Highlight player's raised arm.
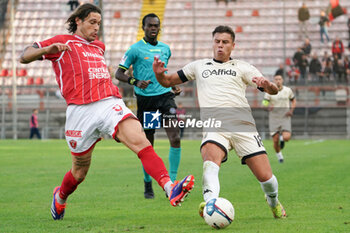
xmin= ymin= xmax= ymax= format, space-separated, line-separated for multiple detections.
xmin=19 ymin=43 xmax=71 ymax=64
xmin=153 ymin=57 xmax=183 ymax=88
xmin=252 ymin=77 xmax=278 ymax=95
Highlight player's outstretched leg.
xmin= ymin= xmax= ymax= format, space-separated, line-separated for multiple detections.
xmin=169 ymin=175 xmax=195 ymax=206
xmin=135 ymin=145 xmax=195 ymax=206
xmin=51 ymin=186 xmax=66 ymax=220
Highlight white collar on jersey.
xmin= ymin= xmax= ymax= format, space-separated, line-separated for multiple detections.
xmin=74 ymin=34 xmax=90 ymax=43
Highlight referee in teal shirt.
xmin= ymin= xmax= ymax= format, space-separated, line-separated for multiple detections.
xmin=116 ymin=13 xmax=182 ymax=199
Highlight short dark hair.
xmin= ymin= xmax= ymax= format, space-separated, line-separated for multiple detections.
xmin=212 ymin=25 xmax=235 ymax=42
xmin=142 ymin=13 xmax=160 ymax=27
xmin=66 ymin=3 xmax=101 ymax=34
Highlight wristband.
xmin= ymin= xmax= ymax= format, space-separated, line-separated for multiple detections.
xmin=257 ymin=87 xmax=265 ymax=92
xmin=128 ymin=77 xmax=139 ymax=86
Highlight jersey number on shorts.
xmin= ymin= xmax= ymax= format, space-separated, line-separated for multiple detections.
xmin=254 ymin=135 xmax=263 ymax=147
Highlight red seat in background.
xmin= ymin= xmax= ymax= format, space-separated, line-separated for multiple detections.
xmin=0 ymin=69 xmax=8 ymax=77
xmin=35 ymin=77 xmax=43 ymax=85
xmin=252 ymin=9 xmax=259 ymax=17
xmin=18 ymin=69 xmax=27 ymax=77
xmin=26 ymin=77 xmax=34 ymax=85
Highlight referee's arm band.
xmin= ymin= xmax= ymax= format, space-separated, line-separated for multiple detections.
xmin=118 ymin=65 xmax=128 ymax=70
xmin=177 ymin=70 xmax=188 ymax=83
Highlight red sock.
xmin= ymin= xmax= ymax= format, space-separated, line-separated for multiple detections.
xmin=137 ymin=146 xmax=171 ymax=188
xmin=59 ymin=170 xmax=82 ymax=200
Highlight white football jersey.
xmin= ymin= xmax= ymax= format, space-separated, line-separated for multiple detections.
xmin=179 ymin=58 xmax=263 ymax=125
xmin=264 ymin=86 xmax=294 ymax=109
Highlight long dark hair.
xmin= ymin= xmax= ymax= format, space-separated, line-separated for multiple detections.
xmin=212 ymin=25 xmax=235 ymax=42
xmin=66 ymin=3 xmax=101 ymax=34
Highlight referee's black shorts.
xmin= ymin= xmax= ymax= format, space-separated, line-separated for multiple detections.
xmin=136 ymin=92 xmax=177 ymax=134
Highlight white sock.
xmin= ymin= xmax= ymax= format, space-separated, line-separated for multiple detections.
xmin=260 ymin=175 xmax=279 ymax=208
xmin=164 ymin=181 xmax=173 ymax=197
xmin=202 ymin=160 xmax=220 ymax=202
xmin=55 ymin=192 xmax=66 ymax=205
xmin=276 ymin=151 xmax=284 ymax=160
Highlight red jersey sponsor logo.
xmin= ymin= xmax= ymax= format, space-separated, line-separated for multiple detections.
xmin=82 ymin=51 xmax=104 ymax=59
xmin=65 ymin=130 xmax=82 ymax=137
xmin=88 ymin=67 xmax=109 ymax=80
xmin=69 ymin=140 xmax=77 ymax=149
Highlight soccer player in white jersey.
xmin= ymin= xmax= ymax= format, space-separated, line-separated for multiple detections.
xmin=19 ymin=3 xmax=194 ymax=220
xmin=153 ymin=25 xmax=287 ymax=219
xmin=263 ymin=75 xmax=296 ymax=163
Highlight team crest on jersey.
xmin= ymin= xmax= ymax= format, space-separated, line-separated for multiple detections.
xmin=76 ymin=43 xmax=82 ymax=47
xmin=69 ymin=140 xmax=77 ymax=149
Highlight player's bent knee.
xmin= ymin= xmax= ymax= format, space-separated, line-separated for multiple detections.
xmin=201 ymin=143 xmax=225 ymax=165
xmin=117 ymin=118 xmax=146 ymax=142
xmin=132 ymin=134 xmax=150 ymax=147
xmin=282 ymin=131 xmax=291 ymax=141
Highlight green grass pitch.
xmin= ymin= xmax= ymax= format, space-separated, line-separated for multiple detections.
xmin=0 ymin=139 xmax=349 ymax=233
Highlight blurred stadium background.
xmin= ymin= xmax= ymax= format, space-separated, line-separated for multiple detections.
xmin=0 ymin=0 xmax=349 ymax=140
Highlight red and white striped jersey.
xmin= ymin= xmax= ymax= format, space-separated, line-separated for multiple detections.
xmin=35 ymin=34 xmax=121 ymax=105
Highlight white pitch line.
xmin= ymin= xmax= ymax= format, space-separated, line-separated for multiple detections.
xmin=303 ymin=139 xmax=325 ymax=145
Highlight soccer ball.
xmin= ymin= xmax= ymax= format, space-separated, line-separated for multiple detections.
xmin=203 ymin=197 xmax=235 ymax=229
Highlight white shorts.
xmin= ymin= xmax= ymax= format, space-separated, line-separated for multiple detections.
xmin=65 ymin=97 xmax=136 ymax=155
xmin=201 ymin=124 xmax=266 ymax=164
xmin=269 ymin=115 xmax=292 ymax=136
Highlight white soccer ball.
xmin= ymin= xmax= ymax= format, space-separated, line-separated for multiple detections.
xmin=203 ymin=197 xmax=235 ymax=229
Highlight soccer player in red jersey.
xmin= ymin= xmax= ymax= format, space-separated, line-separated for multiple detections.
xmin=19 ymin=3 xmax=194 ymax=220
